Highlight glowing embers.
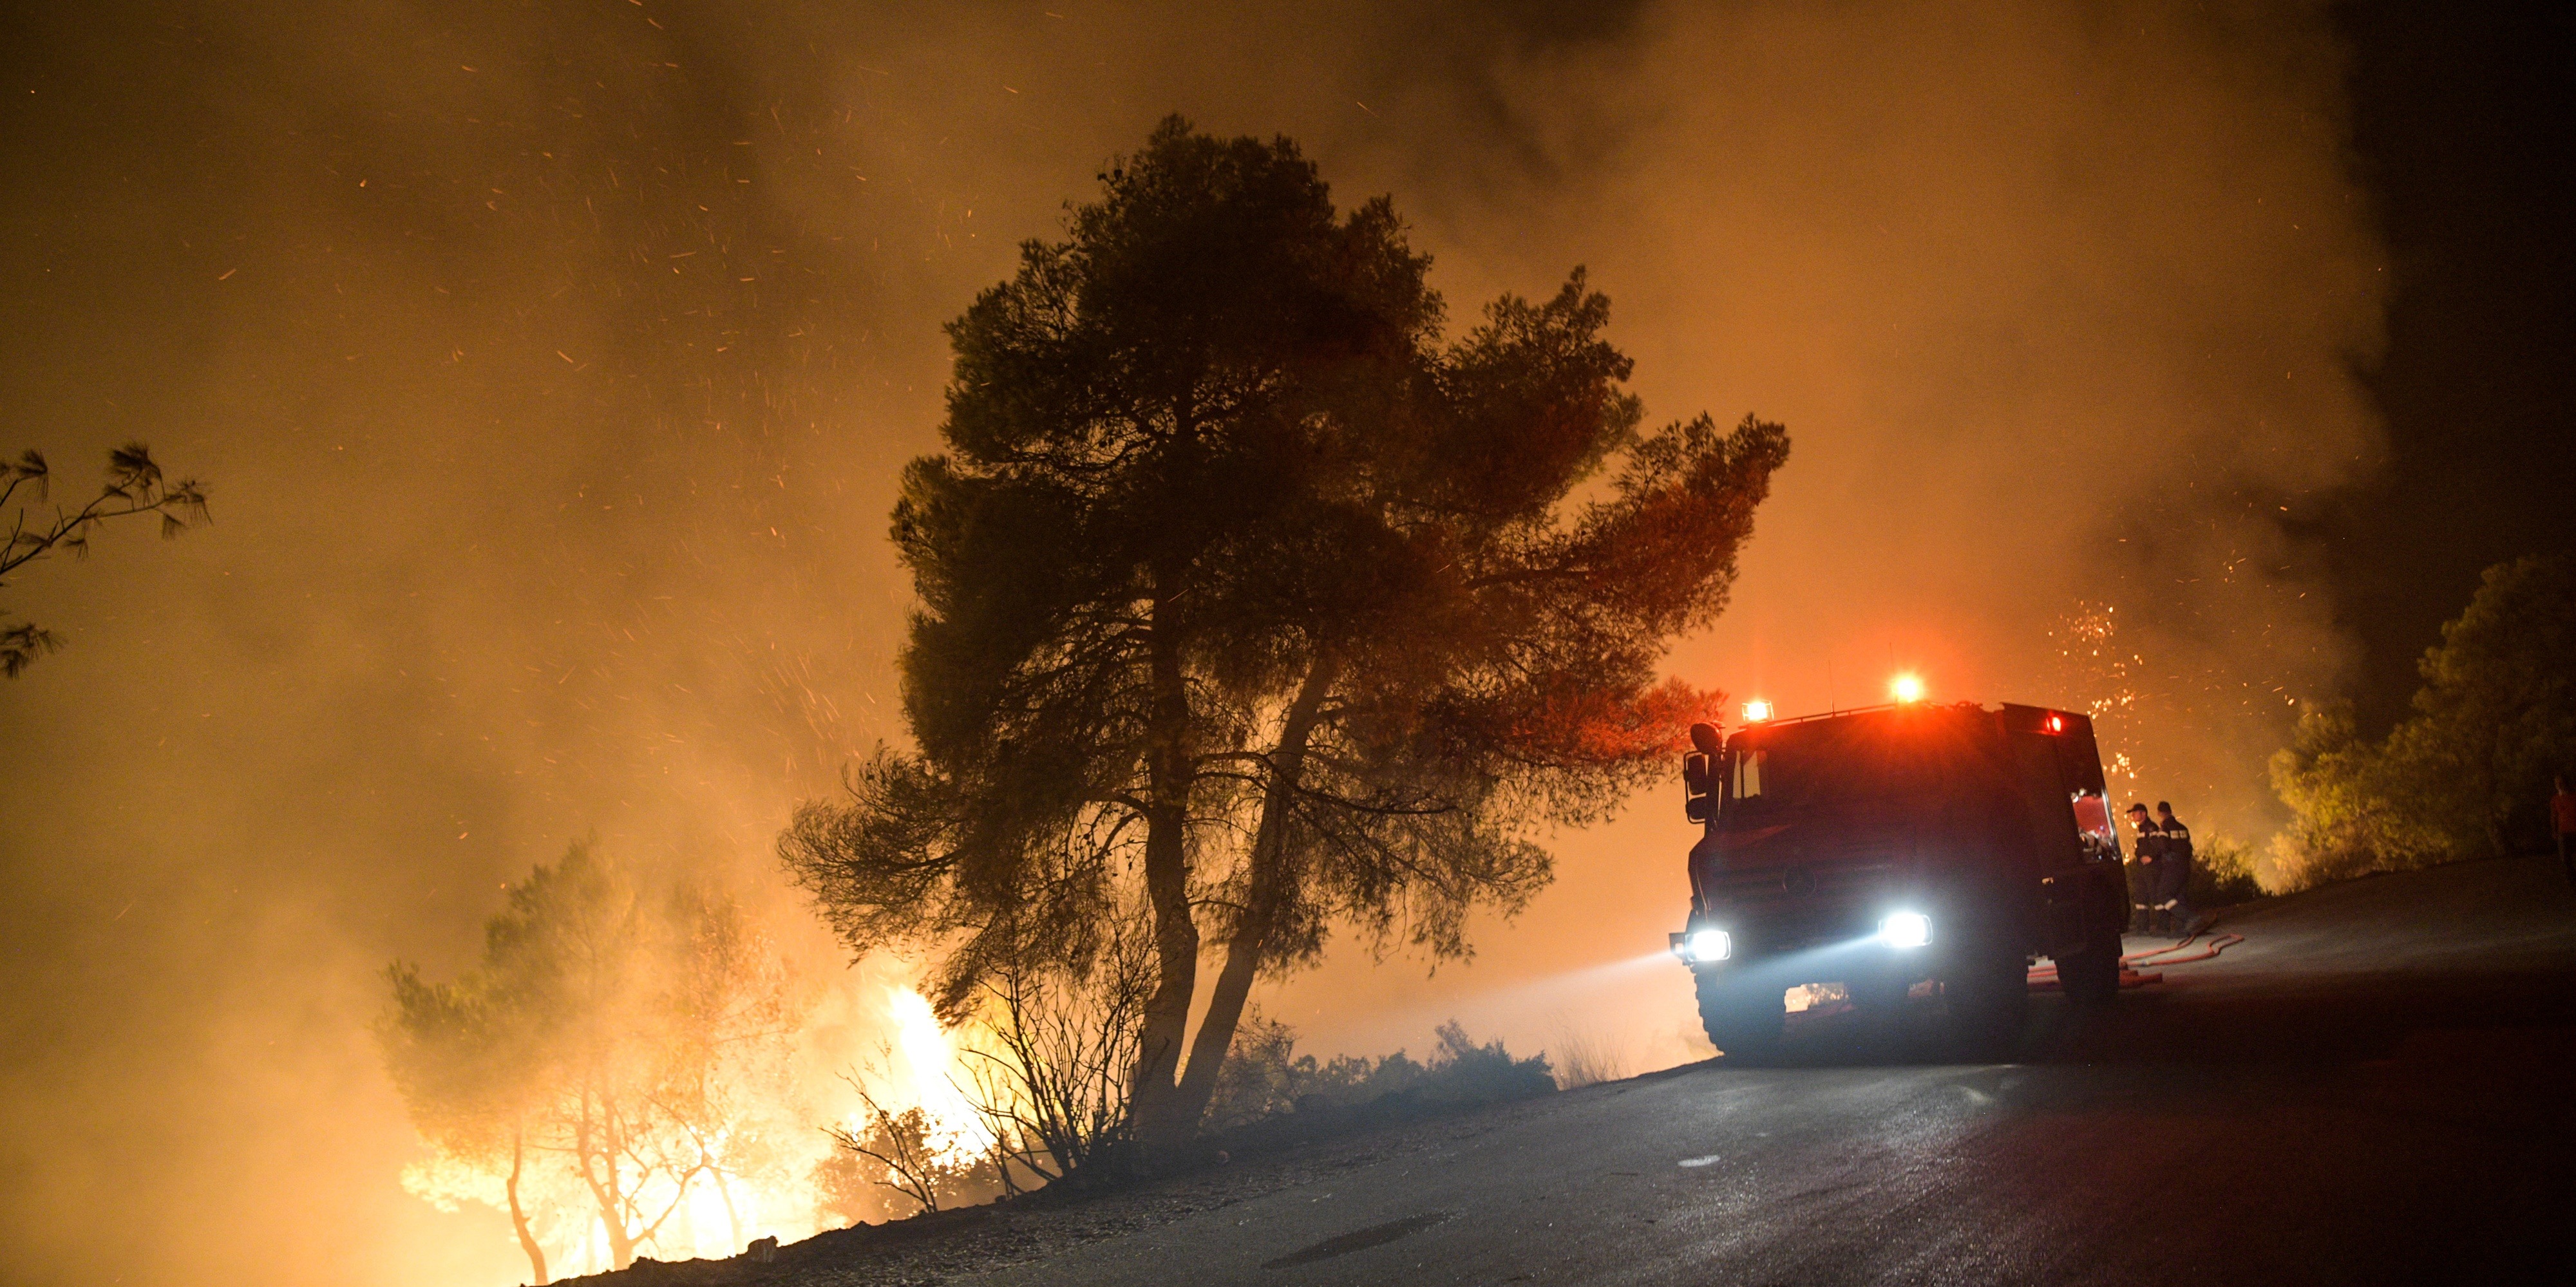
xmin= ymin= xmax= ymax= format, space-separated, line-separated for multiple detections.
xmin=1889 ymin=673 xmax=1926 ymax=704
xmin=1742 ymin=698 xmax=1774 ymax=723
xmin=1878 ymin=910 xmax=1933 ymax=950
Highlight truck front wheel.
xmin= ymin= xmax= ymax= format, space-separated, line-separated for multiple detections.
xmin=2054 ymin=925 xmax=2123 ymax=1008
xmin=1943 ymin=941 xmax=2031 ymax=1057
xmin=1696 ymin=971 xmax=1784 ymax=1060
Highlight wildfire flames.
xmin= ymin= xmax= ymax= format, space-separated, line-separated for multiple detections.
xmin=399 ymin=981 xmax=986 ymax=1277
xmin=880 ymin=987 xmax=999 ymax=1160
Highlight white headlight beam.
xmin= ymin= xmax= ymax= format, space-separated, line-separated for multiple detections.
xmin=1687 ymin=928 xmax=1732 ymax=962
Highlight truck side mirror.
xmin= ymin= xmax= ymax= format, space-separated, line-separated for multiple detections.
xmin=1683 ymin=750 xmax=1714 ymax=823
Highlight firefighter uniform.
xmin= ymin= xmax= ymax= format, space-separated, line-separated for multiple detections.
xmin=2126 ymin=807 xmax=2163 ymax=935
xmin=2152 ymin=807 xmax=2196 ymax=936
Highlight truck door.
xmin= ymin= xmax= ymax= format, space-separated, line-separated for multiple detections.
xmin=2045 ymin=713 xmax=2126 ymax=937
xmin=2005 ymin=739 xmax=2085 ymax=870
xmin=2000 ymin=706 xmax=2092 ymax=954
xmin=2045 ymin=715 xmax=2119 ymax=862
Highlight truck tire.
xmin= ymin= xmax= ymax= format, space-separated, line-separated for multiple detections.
xmin=1696 ymin=972 xmax=1783 ymax=1059
xmin=2055 ymin=925 xmax=2123 ymax=1008
xmin=1943 ymin=942 xmax=2030 ymax=1057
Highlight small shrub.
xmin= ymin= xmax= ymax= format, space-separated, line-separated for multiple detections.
xmin=821 ymin=1082 xmax=1001 ymax=1217
xmin=1548 ymin=1028 xmax=1628 ymax=1090
xmin=1399 ymin=1022 xmax=1560 ymax=1109
xmin=1203 ymin=1012 xmax=1305 ymax=1131
xmin=1203 ymin=1011 xmax=1553 ymax=1131
xmin=2188 ymin=835 xmax=2265 ymax=907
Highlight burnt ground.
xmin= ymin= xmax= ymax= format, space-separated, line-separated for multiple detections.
xmin=576 ymin=852 xmax=2576 ymax=1286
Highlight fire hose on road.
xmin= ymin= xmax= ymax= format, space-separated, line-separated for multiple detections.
xmin=2027 ymin=930 xmax=2246 ymax=991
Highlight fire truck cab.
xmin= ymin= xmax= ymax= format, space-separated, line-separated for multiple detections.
xmin=1669 ymin=700 xmax=2128 ymax=1055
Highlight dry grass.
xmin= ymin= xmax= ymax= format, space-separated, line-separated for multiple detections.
xmin=1549 ymin=1027 xmax=1629 ymax=1090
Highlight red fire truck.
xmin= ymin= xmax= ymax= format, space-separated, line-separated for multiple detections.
xmin=1669 ymin=699 xmax=2129 ymax=1056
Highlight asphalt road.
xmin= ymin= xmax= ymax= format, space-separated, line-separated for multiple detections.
xmin=963 ymin=854 xmax=2576 ymax=1286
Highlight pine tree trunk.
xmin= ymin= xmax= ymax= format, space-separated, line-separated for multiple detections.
xmin=1170 ymin=652 xmax=1340 ymax=1131
xmin=507 ymin=1124 xmax=551 ymax=1285
xmin=1128 ymin=582 xmax=1202 ymax=1151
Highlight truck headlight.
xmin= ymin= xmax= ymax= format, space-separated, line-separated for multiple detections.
xmin=1686 ymin=929 xmax=1732 ymax=962
xmin=1879 ymin=911 xmax=1933 ymax=950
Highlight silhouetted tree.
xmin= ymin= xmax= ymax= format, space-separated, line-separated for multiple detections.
xmin=2 ymin=444 xmax=207 ymax=677
xmin=652 ymin=885 xmax=801 ymax=1251
xmin=383 ymin=843 xmax=799 ymax=1276
xmin=381 ymin=939 xmax=560 ymax=1283
xmin=781 ymin=117 xmax=1786 ymax=1159
xmin=2268 ymin=702 xmax=2447 ymax=885
xmin=2408 ymin=555 xmax=2576 ymax=849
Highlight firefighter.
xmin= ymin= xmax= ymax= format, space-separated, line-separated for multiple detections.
xmin=2153 ymin=800 xmax=2205 ymax=937
xmin=2125 ymin=802 xmax=2161 ymax=935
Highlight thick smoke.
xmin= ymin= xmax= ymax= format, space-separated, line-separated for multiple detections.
xmin=0 ymin=3 xmax=2378 ymax=1284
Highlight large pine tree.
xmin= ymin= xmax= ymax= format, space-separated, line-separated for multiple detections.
xmin=782 ymin=117 xmax=1789 ymax=1156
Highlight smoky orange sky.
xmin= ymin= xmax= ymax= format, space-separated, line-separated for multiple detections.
xmin=0 ymin=3 xmax=2381 ymax=1284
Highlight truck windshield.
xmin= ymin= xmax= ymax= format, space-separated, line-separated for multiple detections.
xmin=1727 ymin=719 xmax=1958 ymax=812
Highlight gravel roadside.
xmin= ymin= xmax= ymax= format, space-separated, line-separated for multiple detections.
xmin=552 ymin=1091 xmax=1575 ymax=1287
